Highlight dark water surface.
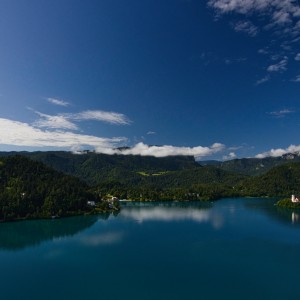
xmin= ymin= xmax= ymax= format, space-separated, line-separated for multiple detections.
xmin=0 ymin=198 xmax=300 ymax=300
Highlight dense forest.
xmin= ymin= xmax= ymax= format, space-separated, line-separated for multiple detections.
xmin=1 ymin=151 xmax=300 ymax=220
xmin=236 ymin=163 xmax=300 ymax=197
xmin=198 ymin=153 xmax=300 ymax=176
xmin=94 ymin=163 xmax=300 ymax=201
xmin=0 ymin=156 xmax=111 ymax=221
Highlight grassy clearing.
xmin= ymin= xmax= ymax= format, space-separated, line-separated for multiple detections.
xmin=136 ymin=171 xmax=169 ymax=177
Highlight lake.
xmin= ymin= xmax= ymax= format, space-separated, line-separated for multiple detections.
xmin=0 ymin=198 xmax=300 ymax=300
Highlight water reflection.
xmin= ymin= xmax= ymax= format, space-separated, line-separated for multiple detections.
xmin=243 ymin=198 xmax=300 ymax=226
xmin=79 ymin=231 xmax=124 ymax=246
xmin=274 ymin=207 xmax=300 ymax=226
xmin=0 ymin=215 xmax=98 ymax=251
xmin=120 ymin=202 xmax=223 ymax=229
xmin=292 ymin=211 xmax=300 ymax=224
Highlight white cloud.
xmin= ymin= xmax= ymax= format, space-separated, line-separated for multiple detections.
xmin=47 ymin=98 xmax=70 ymax=107
xmin=267 ymin=57 xmax=288 ymax=72
xmin=0 ymin=118 xmax=225 ymax=158
xmin=267 ymin=108 xmax=294 ymax=117
xmin=295 ymin=53 xmax=300 ymax=60
xmin=292 ymin=75 xmax=300 ymax=82
xmin=0 ymin=118 xmax=125 ymax=150
xmin=258 ymin=48 xmax=269 ymax=55
xmin=33 ymin=111 xmax=78 ymax=130
xmin=208 ymin=0 xmax=300 ymax=23
xmin=233 ymin=20 xmax=259 ymax=36
xmin=67 ymin=110 xmax=131 ymax=125
xmin=256 ymin=144 xmax=300 ymax=158
xmin=223 ymin=152 xmax=237 ymax=160
xmin=32 ymin=109 xmax=131 ymax=130
xmin=272 ymin=9 xmax=292 ymax=25
xmin=113 ymin=142 xmax=225 ymax=158
xmin=208 ymin=0 xmax=300 ymax=54
xmin=147 ymin=131 xmax=156 ymax=135
xmin=207 ymin=0 xmax=300 ymax=82
xmin=208 ymin=0 xmax=267 ymax=14
xmin=255 ymin=75 xmax=270 ymax=85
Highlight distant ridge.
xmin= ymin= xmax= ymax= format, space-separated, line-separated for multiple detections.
xmin=198 ymin=152 xmax=300 ymax=176
xmin=0 ymin=151 xmax=198 ymax=185
xmin=2 ymin=151 xmax=300 ymax=178
xmin=1 ymin=151 xmax=300 ymax=201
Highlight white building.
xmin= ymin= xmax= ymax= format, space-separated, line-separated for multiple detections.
xmin=291 ymin=195 xmax=300 ymax=203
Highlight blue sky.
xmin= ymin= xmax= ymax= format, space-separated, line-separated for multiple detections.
xmin=1 ymin=0 xmax=300 ymax=160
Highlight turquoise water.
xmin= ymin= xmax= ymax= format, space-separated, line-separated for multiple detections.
xmin=0 ymin=198 xmax=300 ymax=299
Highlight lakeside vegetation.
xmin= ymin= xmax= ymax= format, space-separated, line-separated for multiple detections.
xmin=0 ymin=156 xmax=118 ymax=222
xmin=1 ymin=151 xmax=300 ymax=221
xmin=276 ymin=198 xmax=300 ymax=209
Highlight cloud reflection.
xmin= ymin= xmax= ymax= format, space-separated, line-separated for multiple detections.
xmin=292 ymin=212 xmax=300 ymax=224
xmin=80 ymin=232 xmax=124 ymax=246
xmin=121 ymin=205 xmax=224 ymax=229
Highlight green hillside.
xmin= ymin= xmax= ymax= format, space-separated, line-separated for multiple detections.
xmin=0 ymin=151 xmax=246 ymax=201
xmin=0 ymin=156 xmax=99 ymax=221
xmin=1 ymin=151 xmax=300 ymax=204
xmin=94 ymin=165 xmax=246 ymax=201
xmin=198 ymin=153 xmax=300 ymax=176
xmin=2 ymin=151 xmax=198 ymax=185
xmin=237 ymin=162 xmax=300 ymax=197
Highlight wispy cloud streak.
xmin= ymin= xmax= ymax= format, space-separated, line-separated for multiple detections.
xmin=208 ymin=0 xmax=300 ymax=78
xmin=68 ymin=110 xmax=131 ymax=125
xmin=32 ymin=109 xmax=131 ymax=130
xmin=292 ymin=75 xmax=300 ymax=82
xmin=33 ymin=111 xmax=78 ymax=130
xmin=233 ymin=20 xmax=259 ymax=36
xmin=47 ymin=98 xmax=70 ymax=107
xmin=267 ymin=108 xmax=294 ymax=117
xmin=267 ymin=57 xmax=288 ymax=72
xmin=255 ymin=75 xmax=270 ymax=85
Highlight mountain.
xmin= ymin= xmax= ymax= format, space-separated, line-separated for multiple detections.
xmin=237 ymin=162 xmax=300 ymax=197
xmin=198 ymin=153 xmax=300 ymax=176
xmin=1 ymin=151 xmax=300 ymax=202
xmin=0 ymin=151 xmax=200 ymax=185
xmin=197 ymin=160 xmax=220 ymax=166
xmin=93 ymin=165 xmax=245 ymax=201
xmin=0 ymin=151 xmax=245 ymax=201
xmin=0 ymin=155 xmax=98 ymax=221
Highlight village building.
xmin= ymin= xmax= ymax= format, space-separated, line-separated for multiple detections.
xmin=291 ymin=195 xmax=300 ymax=203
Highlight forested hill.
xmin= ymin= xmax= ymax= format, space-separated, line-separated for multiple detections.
xmin=0 ymin=151 xmax=199 ymax=185
xmin=198 ymin=153 xmax=300 ymax=176
xmin=1 ymin=151 xmax=300 ymax=203
xmin=0 ymin=156 xmax=97 ymax=221
xmin=0 ymin=151 xmax=246 ymax=201
xmin=237 ymin=162 xmax=300 ymax=197
xmin=94 ymin=165 xmax=246 ymax=201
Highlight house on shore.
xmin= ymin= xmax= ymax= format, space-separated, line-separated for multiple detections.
xmin=291 ymin=195 xmax=300 ymax=203
xmin=87 ymin=200 xmax=96 ymax=207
